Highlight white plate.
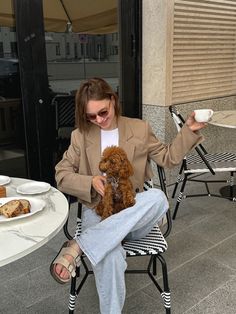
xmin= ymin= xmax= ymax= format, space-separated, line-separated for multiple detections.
xmin=0 ymin=175 xmax=11 ymax=185
xmin=0 ymin=197 xmax=46 ymax=223
xmin=16 ymin=181 xmax=51 ymax=195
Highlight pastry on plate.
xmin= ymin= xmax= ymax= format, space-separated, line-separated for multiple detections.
xmin=1 ymin=200 xmax=22 ymax=218
xmin=0 ymin=199 xmax=31 ymax=218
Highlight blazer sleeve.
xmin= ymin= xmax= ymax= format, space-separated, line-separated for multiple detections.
xmin=55 ymin=132 xmax=100 ymax=205
xmin=147 ymin=122 xmax=204 ymax=168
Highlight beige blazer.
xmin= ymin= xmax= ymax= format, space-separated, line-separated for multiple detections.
xmin=55 ymin=116 xmax=203 ymax=208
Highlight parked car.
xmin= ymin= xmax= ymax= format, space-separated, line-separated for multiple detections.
xmin=0 ymin=58 xmax=21 ymax=98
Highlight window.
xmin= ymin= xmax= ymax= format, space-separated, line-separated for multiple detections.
xmin=66 ymin=42 xmax=70 ymax=56
xmin=55 ymin=43 xmax=60 ymax=56
xmin=0 ymin=42 xmax=3 ymax=57
xmin=10 ymin=42 xmax=18 ymax=58
xmin=112 ymin=46 xmax=118 ymax=55
xmin=74 ymin=43 xmax=78 ymax=58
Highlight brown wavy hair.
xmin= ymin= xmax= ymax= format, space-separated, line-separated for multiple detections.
xmin=75 ymin=78 xmax=120 ymax=132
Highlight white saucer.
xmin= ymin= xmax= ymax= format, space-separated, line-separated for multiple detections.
xmin=0 ymin=176 xmax=11 ymax=185
xmin=16 ymin=181 xmax=51 ymax=195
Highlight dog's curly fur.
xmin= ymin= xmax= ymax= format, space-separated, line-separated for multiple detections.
xmin=96 ymin=146 xmax=136 ymax=220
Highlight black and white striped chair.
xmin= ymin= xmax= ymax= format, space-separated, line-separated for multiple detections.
xmin=51 ymin=95 xmax=76 ymax=164
xmin=63 ymin=166 xmax=172 ymax=314
xmin=169 ymin=105 xmax=236 ymax=220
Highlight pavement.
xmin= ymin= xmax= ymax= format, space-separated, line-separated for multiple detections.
xmin=0 ymin=171 xmax=236 ymax=314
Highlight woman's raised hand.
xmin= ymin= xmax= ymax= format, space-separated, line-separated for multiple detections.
xmin=186 ymin=112 xmax=207 ymax=132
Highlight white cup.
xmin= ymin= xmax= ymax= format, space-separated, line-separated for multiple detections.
xmin=194 ymin=109 xmax=214 ymax=122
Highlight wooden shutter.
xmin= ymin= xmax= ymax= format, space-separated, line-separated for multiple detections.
xmin=172 ymin=0 xmax=236 ymax=104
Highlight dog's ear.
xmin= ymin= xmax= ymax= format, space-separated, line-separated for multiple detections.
xmin=119 ymin=158 xmax=134 ymax=178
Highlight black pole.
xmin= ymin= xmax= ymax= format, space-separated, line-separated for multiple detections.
xmin=119 ymin=0 xmax=142 ymax=118
xmin=14 ymin=0 xmax=55 ymax=185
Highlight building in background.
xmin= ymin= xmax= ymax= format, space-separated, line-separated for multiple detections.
xmin=0 ymin=26 xmax=119 ymax=62
xmin=0 ymin=26 xmax=119 ymax=95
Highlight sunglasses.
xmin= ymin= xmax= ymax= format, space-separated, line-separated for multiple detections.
xmin=86 ymin=101 xmax=111 ymax=121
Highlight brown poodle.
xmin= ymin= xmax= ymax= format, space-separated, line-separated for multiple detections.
xmin=96 ymin=146 xmax=136 ymax=220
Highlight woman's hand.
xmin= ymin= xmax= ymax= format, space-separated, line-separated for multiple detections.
xmin=186 ymin=112 xmax=207 ymax=132
xmin=92 ymin=175 xmax=106 ymax=196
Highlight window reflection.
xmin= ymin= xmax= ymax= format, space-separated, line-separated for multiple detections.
xmin=45 ymin=32 xmax=119 ymax=95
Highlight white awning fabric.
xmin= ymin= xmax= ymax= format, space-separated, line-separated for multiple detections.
xmin=0 ymin=0 xmax=118 ymax=34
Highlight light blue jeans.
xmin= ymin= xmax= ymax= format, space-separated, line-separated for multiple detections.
xmin=76 ymin=188 xmax=169 ymax=314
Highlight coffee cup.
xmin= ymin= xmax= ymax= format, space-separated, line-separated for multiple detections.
xmin=194 ymin=109 xmax=214 ymax=122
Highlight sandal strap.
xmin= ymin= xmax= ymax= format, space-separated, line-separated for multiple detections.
xmin=60 ymin=246 xmax=80 ymax=259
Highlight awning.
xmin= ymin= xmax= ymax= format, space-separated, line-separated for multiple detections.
xmin=0 ymin=0 xmax=118 ymax=34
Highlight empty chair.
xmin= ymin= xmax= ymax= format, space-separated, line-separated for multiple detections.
xmin=51 ymin=95 xmax=76 ymax=163
xmin=169 ymin=105 xmax=236 ymax=220
xmin=63 ymin=166 xmax=172 ymax=314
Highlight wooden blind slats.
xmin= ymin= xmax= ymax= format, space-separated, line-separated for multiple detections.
xmin=172 ymin=0 xmax=236 ymax=104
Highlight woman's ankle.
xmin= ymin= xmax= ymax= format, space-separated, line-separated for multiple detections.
xmin=69 ymin=239 xmax=82 ymax=255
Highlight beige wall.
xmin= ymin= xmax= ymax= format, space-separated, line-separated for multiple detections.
xmin=142 ymin=0 xmax=171 ymax=106
xmin=142 ymin=0 xmax=236 ymax=184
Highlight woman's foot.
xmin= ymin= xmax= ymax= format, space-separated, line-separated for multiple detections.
xmin=50 ymin=239 xmax=82 ymax=284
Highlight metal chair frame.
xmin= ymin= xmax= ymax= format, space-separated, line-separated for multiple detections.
xmin=63 ymin=166 xmax=172 ymax=314
xmin=169 ymin=105 xmax=236 ymax=220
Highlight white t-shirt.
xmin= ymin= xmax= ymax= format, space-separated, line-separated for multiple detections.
xmin=101 ymin=128 xmax=119 ymax=154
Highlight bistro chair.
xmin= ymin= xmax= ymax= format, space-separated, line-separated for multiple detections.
xmin=51 ymin=94 xmax=76 ymax=164
xmin=169 ymin=105 xmax=236 ymax=220
xmin=63 ymin=166 xmax=172 ymax=314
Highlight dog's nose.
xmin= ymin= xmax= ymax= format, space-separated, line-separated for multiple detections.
xmin=135 ymin=188 xmax=139 ymax=193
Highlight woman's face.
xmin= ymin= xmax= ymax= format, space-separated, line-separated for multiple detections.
xmin=86 ymin=98 xmax=117 ymax=130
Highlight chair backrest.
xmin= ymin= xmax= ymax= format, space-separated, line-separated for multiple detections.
xmin=52 ymin=95 xmax=75 ymax=131
xmin=169 ymin=105 xmax=216 ymax=175
xmin=51 ymin=95 xmax=76 ymax=162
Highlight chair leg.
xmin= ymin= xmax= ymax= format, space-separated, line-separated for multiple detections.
xmin=68 ymin=275 xmax=77 ymax=314
xmin=153 ymin=255 xmax=157 ymax=276
xmin=230 ymin=171 xmax=234 ymax=200
xmin=171 ymin=163 xmax=184 ymax=198
xmin=147 ymin=256 xmax=171 ymax=313
xmin=156 ymin=255 xmax=171 ymax=314
xmin=172 ymin=176 xmax=187 ymax=220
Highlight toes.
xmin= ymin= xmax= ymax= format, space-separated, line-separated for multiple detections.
xmin=55 ymin=263 xmax=63 ymax=275
xmin=55 ymin=263 xmax=69 ymax=280
xmin=60 ymin=268 xmax=70 ymax=280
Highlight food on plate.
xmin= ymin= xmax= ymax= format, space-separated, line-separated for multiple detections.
xmin=0 ymin=186 xmax=6 ymax=198
xmin=18 ymin=199 xmax=31 ymax=214
xmin=1 ymin=200 xmax=22 ymax=218
xmin=0 ymin=199 xmax=31 ymax=218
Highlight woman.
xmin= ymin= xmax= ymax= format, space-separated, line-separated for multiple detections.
xmin=50 ymin=77 xmax=206 ymax=314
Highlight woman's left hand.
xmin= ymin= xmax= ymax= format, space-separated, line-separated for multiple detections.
xmin=185 ymin=112 xmax=207 ymax=132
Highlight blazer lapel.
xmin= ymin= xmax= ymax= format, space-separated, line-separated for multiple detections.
xmin=118 ymin=117 xmax=135 ymax=163
xmin=86 ymin=125 xmax=102 ymax=175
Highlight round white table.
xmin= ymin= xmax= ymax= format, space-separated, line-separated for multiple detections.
xmin=0 ymin=177 xmax=69 ymax=267
xmin=209 ymin=110 xmax=236 ymax=128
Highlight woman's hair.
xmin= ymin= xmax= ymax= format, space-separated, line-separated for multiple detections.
xmin=75 ymin=77 xmax=120 ymax=132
